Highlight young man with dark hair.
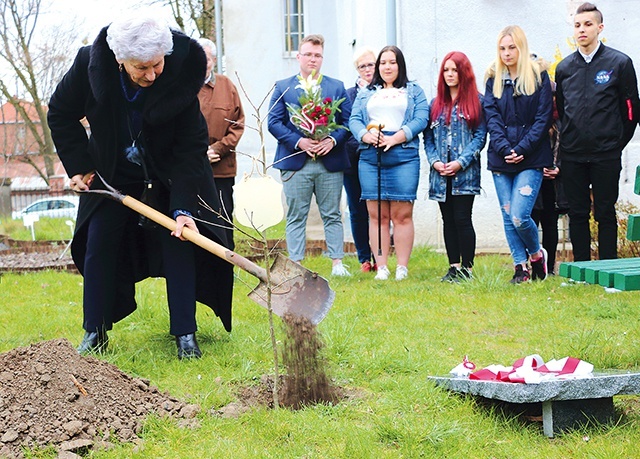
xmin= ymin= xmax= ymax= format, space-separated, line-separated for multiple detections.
xmin=555 ymin=2 xmax=640 ymax=261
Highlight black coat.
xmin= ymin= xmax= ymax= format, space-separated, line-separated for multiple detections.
xmin=48 ymin=27 xmax=234 ymax=331
xmin=483 ymin=71 xmax=554 ymax=173
xmin=556 ymin=44 xmax=640 ymax=160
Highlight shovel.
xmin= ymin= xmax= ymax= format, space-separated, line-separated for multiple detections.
xmin=77 ymin=173 xmax=335 ymax=325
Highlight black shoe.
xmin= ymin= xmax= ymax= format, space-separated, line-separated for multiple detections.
xmin=441 ymin=266 xmax=460 ymax=283
xmin=530 ymin=248 xmax=548 ymax=281
xmin=459 ymin=267 xmax=473 ymax=280
xmin=510 ymin=264 xmax=531 ymax=284
xmin=176 ymin=333 xmax=202 ymax=360
xmin=77 ymin=330 xmax=108 ymax=354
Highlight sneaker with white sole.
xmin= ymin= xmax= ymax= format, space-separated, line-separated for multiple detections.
xmin=374 ymin=265 xmax=390 ymax=280
xmin=396 ymin=265 xmax=408 ymax=280
xmin=331 ymin=262 xmax=351 ymax=277
xmin=530 ymin=248 xmax=548 ymax=281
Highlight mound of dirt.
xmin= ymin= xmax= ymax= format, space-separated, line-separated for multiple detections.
xmin=0 ymin=339 xmax=198 ymax=458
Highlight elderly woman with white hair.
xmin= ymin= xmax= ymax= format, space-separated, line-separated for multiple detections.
xmin=47 ymin=12 xmax=234 ymax=359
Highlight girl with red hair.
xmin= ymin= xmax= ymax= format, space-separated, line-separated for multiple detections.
xmin=424 ymin=51 xmax=487 ymax=282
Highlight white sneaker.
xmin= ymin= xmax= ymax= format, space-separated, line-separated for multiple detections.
xmin=396 ymin=265 xmax=408 ymax=280
xmin=331 ymin=262 xmax=351 ymax=277
xmin=374 ymin=265 xmax=390 ymax=280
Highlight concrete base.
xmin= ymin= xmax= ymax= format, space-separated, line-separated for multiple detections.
xmin=542 ymin=398 xmax=615 ymax=437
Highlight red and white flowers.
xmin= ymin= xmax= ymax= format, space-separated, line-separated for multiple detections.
xmin=286 ymin=71 xmax=347 ymax=141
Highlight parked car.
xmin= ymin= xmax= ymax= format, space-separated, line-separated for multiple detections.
xmin=12 ymin=196 xmax=79 ymax=220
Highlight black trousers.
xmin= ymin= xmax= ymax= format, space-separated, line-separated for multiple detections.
xmin=215 ymin=177 xmax=235 ymax=248
xmin=531 ymin=179 xmax=559 ymax=274
xmin=562 ymin=158 xmax=621 ymax=261
xmin=83 ymin=198 xmax=196 ymax=336
xmin=438 ymin=185 xmax=476 ymax=269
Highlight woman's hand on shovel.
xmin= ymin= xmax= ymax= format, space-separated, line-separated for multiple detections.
xmin=70 ymin=172 xmax=95 ymax=192
xmin=172 ymin=215 xmax=199 ymax=241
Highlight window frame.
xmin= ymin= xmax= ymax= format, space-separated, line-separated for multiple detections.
xmin=283 ymin=0 xmax=304 ymax=58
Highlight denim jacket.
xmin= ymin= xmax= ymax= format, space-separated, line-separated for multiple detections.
xmin=348 ymin=81 xmax=429 ymax=151
xmin=423 ymin=97 xmax=487 ymax=201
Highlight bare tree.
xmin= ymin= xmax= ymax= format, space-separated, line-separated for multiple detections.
xmin=0 ymin=0 xmax=77 ymax=184
xmin=160 ymin=0 xmax=217 ymax=38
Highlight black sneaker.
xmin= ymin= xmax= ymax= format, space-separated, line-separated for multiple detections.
xmin=459 ymin=267 xmax=473 ymax=280
xmin=530 ymin=248 xmax=548 ymax=281
xmin=510 ymin=264 xmax=530 ymax=284
xmin=441 ymin=266 xmax=460 ymax=282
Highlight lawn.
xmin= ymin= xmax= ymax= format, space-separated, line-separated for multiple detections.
xmin=2 ymin=246 xmax=640 ymax=458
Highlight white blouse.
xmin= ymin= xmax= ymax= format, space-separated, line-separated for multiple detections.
xmin=366 ymin=87 xmax=407 ymax=132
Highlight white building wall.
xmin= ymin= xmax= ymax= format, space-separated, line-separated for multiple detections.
xmin=224 ymin=0 xmax=640 ymax=249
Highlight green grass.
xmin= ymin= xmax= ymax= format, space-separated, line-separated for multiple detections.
xmin=0 ymin=216 xmax=75 ymax=241
xmin=2 ymin=247 xmax=640 ymax=458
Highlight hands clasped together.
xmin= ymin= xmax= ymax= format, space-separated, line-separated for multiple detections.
xmin=207 ymin=145 xmax=221 ymax=163
xmin=504 ymin=149 xmax=524 ymax=164
xmin=299 ymin=136 xmax=335 ymax=158
xmin=362 ymin=127 xmax=405 ymax=152
xmin=432 ymin=160 xmax=462 ymax=177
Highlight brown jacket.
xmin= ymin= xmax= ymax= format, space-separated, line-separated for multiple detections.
xmin=198 ymin=74 xmax=245 ymax=178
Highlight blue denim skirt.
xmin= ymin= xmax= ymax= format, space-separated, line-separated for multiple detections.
xmin=358 ymin=144 xmax=420 ymax=201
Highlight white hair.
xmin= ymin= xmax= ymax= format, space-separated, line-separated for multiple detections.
xmin=352 ymin=46 xmax=377 ymax=67
xmin=197 ymin=38 xmax=217 ymax=57
xmin=106 ymin=12 xmax=173 ymax=62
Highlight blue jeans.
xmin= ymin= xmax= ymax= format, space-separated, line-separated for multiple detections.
xmin=492 ymin=169 xmax=543 ymax=265
xmin=343 ymin=172 xmax=372 ymax=263
xmin=281 ymin=160 xmax=345 ymax=262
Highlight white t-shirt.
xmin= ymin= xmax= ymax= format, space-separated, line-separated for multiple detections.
xmin=366 ymin=87 xmax=408 ymax=132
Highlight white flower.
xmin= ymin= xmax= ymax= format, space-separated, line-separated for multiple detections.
xmin=295 ymin=71 xmax=322 ymax=97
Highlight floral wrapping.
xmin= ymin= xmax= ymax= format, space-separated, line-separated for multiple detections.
xmin=286 ymin=71 xmax=348 ymax=142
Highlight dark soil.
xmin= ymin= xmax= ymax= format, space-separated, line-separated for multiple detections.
xmin=0 ymin=241 xmax=350 ymax=457
xmin=280 ymin=314 xmax=340 ymax=408
xmin=212 ymin=316 xmax=347 ymax=418
xmin=0 ymin=238 xmax=76 ymax=273
xmin=0 ymin=339 xmax=199 ymax=458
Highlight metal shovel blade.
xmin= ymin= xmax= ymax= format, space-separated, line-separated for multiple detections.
xmin=247 ymin=253 xmax=335 ymax=325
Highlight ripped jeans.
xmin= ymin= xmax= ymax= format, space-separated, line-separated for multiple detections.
xmin=492 ymin=169 xmax=543 ymax=265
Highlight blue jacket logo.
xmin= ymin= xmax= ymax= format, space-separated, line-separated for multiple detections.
xmin=594 ymin=70 xmax=613 ymax=85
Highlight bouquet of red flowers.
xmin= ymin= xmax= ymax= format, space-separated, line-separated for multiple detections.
xmin=286 ymin=72 xmax=347 ymax=141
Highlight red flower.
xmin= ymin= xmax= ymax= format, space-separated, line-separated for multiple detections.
xmin=324 ymin=108 xmax=331 ymax=115
xmin=314 ymin=105 xmax=322 ymax=112
xmin=316 ymin=116 xmax=328 ymax=126
xmin=323 ymin=97 xmax=332 ymax=104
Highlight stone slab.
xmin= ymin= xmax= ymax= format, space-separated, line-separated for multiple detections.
xmin=429 ymin=372 xmax=640 ymax=403
xmin=429 ymin=372 xmax=640 ymax=437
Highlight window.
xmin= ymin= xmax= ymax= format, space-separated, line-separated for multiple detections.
xmin=284 ymin=0 xmax=304 ymax=56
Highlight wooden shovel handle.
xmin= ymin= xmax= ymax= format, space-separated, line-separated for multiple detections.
xmin=121 ymin=195 xmax=269 ymax=282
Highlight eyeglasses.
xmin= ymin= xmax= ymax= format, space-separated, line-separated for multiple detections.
xmin=301 ymin=52 xmax=323 ymax=59
xmin=357 ymin=63 xmax=376 ymax=70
